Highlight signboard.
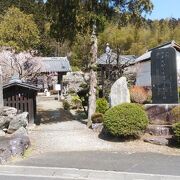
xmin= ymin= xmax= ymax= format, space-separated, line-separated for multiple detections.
xmin=151 ymin=47 xmax=178 ymax=104
xmin=55 ymin=84 xmax=61 ymax=91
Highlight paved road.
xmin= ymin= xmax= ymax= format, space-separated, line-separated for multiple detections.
xmin=10 ymin=151 xmax=180 ymax=176
xmin=0 ymin=175 xmax=72 ymax=180
xmin=0 ymin=165 xmax=180 ymax=180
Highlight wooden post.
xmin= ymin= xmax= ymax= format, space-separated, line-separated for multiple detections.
xmin=0 ymin=66 xmax=3 ymax=108
xmin=87 ymin=25 xmax=98 ymax=127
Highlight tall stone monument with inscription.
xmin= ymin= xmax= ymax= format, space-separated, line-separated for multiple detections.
xmin=151 ymin=47 xmax=179 ymax=104
xmin=145 ymin=47 xmax=179 ymax=133
xmin=144 ymin=47 xmax=180 ymax=143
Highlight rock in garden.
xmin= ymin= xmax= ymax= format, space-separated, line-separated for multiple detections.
xmin=9 ymin=136 xmax=30 ymax=156
xmin=0 ymin=147 xmax=11 ymax=164
xmin=0 ymin=116 xmax=6 ymax=129
xmin=0 ymin=129 xmax=30 ymax=164
xmin=0 ymin=107 xmax=17 ymax=117
xmin=12 ymin=127 xmax=28 ymax=137
xmin=0 ymin=130 xmax=5 ymax=137
xmin=144 ymin=136 xmax=169 ymax=146
xmin=8 ymin=112 xmax=28 ymax=132
xmin=0 ymin=116 xmax=12 ymax=129
xmin=110 ymin=76 xmax=130 ymax=107
xmin=0 ymin=137 xmax=12 ymax=164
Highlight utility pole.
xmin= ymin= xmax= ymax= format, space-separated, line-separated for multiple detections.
xmin=87 ymin=24 xmax=98 ymax=127
xmin=0 ymin=66 xmax=3 ymax=108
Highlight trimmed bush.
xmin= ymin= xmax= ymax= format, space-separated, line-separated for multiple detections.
xmin=96 ymin=98 xmax=109 ymax=114
xmin=103 ymin=103 xmax=148 ymax=137
xmin=91 ymin=113 xmax=104 ymax=123
xmin=63 ymin=100 xmax=70 ymax=110
xmin=172 ymin=122 xmax=180 ymax=144
xmin=171 ymin=106 xmax=180 ymax=122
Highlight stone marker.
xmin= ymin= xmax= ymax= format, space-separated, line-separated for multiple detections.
xmin=110 ymin=77 xmax=130 ymax=107
xmin=151 ymin=47 xmax=179 ymax=103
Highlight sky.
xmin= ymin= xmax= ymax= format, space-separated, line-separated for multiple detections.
xmin=146 ymin=0 xmax=180 ymax=20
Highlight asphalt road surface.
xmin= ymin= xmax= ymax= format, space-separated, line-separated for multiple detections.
xmin=0 ymin=175 xmax=74 ymax=180
xmin=1 ymin=165 xmax=180 ymax=180
xmin=10 ymin=151 xmax=180 ymax=176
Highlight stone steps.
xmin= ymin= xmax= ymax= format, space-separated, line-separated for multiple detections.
xmin=146 ymin=124 xmax=173 ymax=136
xmin=143 ymin=135 xmax=172 ymax=146
xmin=144 ymin=124 xmax=174 ymax=146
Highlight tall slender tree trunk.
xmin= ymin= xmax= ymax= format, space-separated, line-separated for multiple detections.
xmin=87 ymin=25 xmax=98 ymax=127
xmin=0 ymin=66 xmax=3 ymax=108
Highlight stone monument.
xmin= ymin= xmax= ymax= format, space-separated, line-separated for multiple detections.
xmin=151 ymin=47 xmax=179 ymax=104
xmin=110 ymin=76 xmax=130 ymax=107
xmin=144 ymin=47 xmax=180 ymax=142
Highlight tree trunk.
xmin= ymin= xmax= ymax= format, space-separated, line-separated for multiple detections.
xmin=87 ymin=26 xmax=98 ymax=127
xmin=0 ymin=66 xmax=3 ymax=108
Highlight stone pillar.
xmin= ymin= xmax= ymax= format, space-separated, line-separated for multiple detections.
xmin=0 ymin=66 xmax=3 ymax=107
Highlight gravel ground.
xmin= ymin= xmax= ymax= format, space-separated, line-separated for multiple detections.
xmin=28 ymin=95 xmax=180 ymax=156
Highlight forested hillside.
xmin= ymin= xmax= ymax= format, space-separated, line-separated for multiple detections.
xmin=0 ymin=0 xmax=179 ymax=69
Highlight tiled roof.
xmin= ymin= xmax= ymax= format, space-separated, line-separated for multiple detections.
xmin=37 ymin=57 xmax=71 ymax=73
xmin=97 ymin=52 xmax=136 ymax=65
xmin=134 ymin=40 xmax=180 ymax=63
xmin=3 ymin=81 xmax=39 ymax=91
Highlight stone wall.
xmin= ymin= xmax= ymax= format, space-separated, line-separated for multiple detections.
xmin=0 ymin=106 xmax=30 ymax=164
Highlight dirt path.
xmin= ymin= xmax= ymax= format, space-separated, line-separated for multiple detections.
xmin=28 ymin=95 xmax=180 ymax=156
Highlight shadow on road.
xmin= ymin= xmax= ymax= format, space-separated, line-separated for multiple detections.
xmin=35 ymin=108 xmax=73 ymax=125
xmin=35 ymin=96 xmax=87 ymax=125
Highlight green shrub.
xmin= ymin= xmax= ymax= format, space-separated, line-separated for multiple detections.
xmin=171 ymin=106 xmax=180 ymax=122
xmin=96 ymin=98 xmax=109 ymax=114
xmin=103 ymin=103 xmax=148 ymax=137
xmin=63 ymin=100 xmax=70 ymax=110
xmin=91 ymin=113 xmax=104 ymax=123
xmin=71 ymin=95 xmax=82 ymax=109
xmin=72 ymin=66 xmax=80 ymax=72
xmin=172 ymin=122 xmax=180 ymax=144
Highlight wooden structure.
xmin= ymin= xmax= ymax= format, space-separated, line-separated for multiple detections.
xmin=3 ymin=80 xmax=38 ymax=123
xmin=36 ymin=57 xmax=71 ymax=93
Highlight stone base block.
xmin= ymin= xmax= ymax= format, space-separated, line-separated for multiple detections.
xmin=143 ymin=136 xmax=170 ymax=146
xmin=146 ymin=125 xmax=172 ymax=136
xmin=145 ymin=104 xmax=179 ymax=125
